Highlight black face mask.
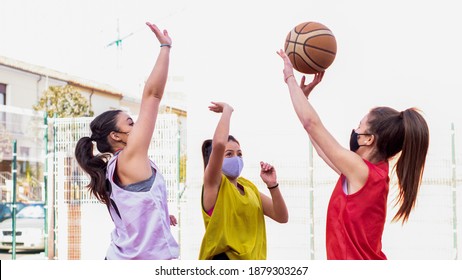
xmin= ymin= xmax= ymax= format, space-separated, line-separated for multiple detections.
xmin=349 ymin=129 xmax=371 ymax=152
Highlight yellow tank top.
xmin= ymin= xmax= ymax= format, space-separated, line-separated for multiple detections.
xmin=199 ymin=175 xmax=266 ymax=260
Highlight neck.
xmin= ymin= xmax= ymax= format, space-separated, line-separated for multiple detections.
xmin=361 ymin=149 xmax=384 ymax=164
xmin=227 ymin=176 xmax=238 ymax=186
xmin=227 ymin=176 xmax=244 ymax=194
xmin=112 ymin=143 xmax=126 ymax=153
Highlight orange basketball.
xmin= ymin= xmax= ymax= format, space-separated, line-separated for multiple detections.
xmin=284 ymin=22 xmax=337 ymax=74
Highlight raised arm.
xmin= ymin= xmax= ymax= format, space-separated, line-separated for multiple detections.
xmin=259 ymin=162 xmax=288 ymax=223
xmin=299 ymin=73 xmax=340 ymax=175
xmin=277 ymin=50 xmax=368 ymax=191
xmin=202 ymin=102 xmax=234 ymax=212
xmin=117 ymin=23 xmax=172 ymax=183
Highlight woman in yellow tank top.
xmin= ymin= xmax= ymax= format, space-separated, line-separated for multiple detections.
xmin=199 ymin=102 xmax=289 ymax=260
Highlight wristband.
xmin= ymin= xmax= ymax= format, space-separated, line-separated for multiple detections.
xmin=268 ymin=183 xmax=279 ymax=190
xmin=160 ymin=44 xmax=172 ymax=48
xmin=284 ymin=74 xmax=294 ymax=83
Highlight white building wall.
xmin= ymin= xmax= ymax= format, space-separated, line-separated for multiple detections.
xmin=0 ymin=65 xmax=66 ymax=109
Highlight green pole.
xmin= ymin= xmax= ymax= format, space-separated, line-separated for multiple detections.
xmin=451 ymin=123 xmax=458 ymax=259
xmin=43 ymin=112 xmax=49 ymax=258
xmin=11 ymin=140 xmax=17 ymax=260
xmin=308 ymin=140 xmax=315 ymax=260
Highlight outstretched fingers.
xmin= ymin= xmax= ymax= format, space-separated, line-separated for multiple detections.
xmin=208 ymin=101 xmax=226 ymax=113
xmin=299 ymin=71 xmax=325 ymax=98
xmin=307 ymin=71 xmax=325 ymax=89
xmin=146 ymin=22 xmax=171 ymax=45
xmin=277 ymin=49 xmax=287 ymax=59
xmin=146 ymin=22 xmax=160 ymax=33
xmin=313 ymin=71 xmax=325 ymax=84
xmin=300 ymin=75 xmax=306 ymax=88
xmin=277 ymin=49 xmax=296 ymax=82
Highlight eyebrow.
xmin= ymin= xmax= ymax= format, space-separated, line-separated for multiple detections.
xmin=225 ymin=149 xmax=242 ymax=153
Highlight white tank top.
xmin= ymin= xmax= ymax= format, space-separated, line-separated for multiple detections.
xmin=105 ymin=153 xmax=179 ymax=259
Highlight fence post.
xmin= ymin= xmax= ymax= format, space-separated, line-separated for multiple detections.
xmin=309 ymin=140 xmax=315 ymax=260
xmin=451 ymin=123 xmax=458 ymax=259
xmin=11 ymin=140 xmax=17 ymax=260
xmin=52 ymin=113 xmax=57 ymax=258
xmin=43 ymin=113 xmax=49 ymax=259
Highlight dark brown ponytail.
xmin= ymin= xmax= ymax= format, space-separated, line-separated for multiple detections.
xmin=368 ymin=107 xmax=429 ymax=223
xmin=393 ymin=108 xmax=429 ymax=222
xmin=74 ymin=110 xmax=122 ymax=205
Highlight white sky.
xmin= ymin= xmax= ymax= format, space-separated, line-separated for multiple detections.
xmin=1 ymin=0 xmax=461 ymax=175
xmin=1 ymin=0 xmax=462 ymax=266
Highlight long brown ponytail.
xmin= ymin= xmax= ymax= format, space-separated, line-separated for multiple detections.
xmin=368 ymin=107 xmax=429 ymax=223
xmin=394 ymin=108 xmax=429 ymax=222
xmin=74 ymin=110 xmax=122 ymax=205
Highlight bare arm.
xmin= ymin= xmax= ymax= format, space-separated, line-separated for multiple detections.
xmin=202 ymin=102 xmax=234 ymax=212
xmin=117 ymin=23 xmax=172 ymax=183
xmin=111 ymin=24 xmax=176 ymax=232
xmin=259 ymin=162 xmax=288 ymax=223
xmin=310 ymin=134 xmax=340 ymax=175
xmin=277 ymin=50 xmax=368 ymax=192
xmin=299 ymin=73 xmax=341 ymax=175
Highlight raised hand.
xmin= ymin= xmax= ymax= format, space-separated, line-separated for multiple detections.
xmin=208 ymin=102 xmax=234 ymax=114
xmin=259 ymin=161 xmax=277 ymax=187
xmin=300 ymin=71 xmax=324 ymax=99
xmin=277 ymin=49 xmax=295 ymax=83
xmin=146 ymin=22 xmax=172 ymax=46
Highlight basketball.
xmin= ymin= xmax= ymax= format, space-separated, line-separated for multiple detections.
xmin=284 ymin=21 xmax=337 ymax=74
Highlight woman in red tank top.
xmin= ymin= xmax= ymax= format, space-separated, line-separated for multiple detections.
xmin=277 ymin=49 xmax=430 ymax=259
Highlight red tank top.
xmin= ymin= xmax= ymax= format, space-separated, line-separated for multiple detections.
xmin=326 ymin=160 xmax=389 ymax=260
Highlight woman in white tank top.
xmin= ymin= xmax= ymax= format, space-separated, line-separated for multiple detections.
xmin=75 ymin=22 xmax=179 ymax=260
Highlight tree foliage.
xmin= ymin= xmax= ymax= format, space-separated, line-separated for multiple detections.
xmin=33 ymin=85 xmax=94 ymax=118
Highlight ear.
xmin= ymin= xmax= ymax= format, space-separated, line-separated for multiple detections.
xmin=109 ymin=131 xmax=120 ymax=141
xmin=365 ymin=134 xmax=375 ymax=146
